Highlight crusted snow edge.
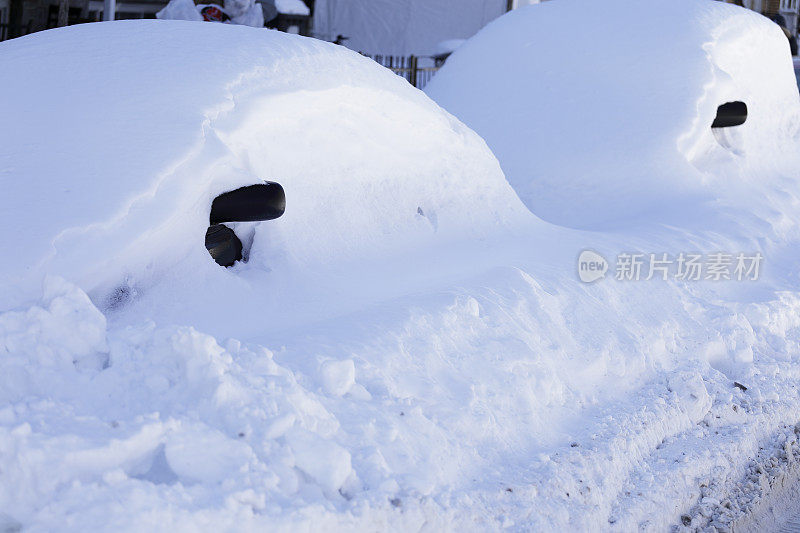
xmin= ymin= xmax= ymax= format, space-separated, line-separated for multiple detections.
xmin=677 ymin=422 xmax=800 ymax=531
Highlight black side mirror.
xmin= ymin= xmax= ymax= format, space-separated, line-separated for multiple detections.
xmin=205 ymin=224 xmax=243 ymax=267
xmin=712 ymin=101 xmax=747 ymax=129
xmin=206 ymin=182 xmax=286 ymax=267
xmin=210 ymin=182 xmax=286 ymax=224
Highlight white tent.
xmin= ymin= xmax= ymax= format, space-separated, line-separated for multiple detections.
xmin=313 ymin=0 xmax=509 ymax=56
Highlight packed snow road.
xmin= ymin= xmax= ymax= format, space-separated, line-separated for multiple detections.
xmin=3 ymin=0 xmax=800 ymax=531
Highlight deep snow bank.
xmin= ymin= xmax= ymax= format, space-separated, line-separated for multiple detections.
xmin=426 ymin=0 xmax=800 ymax=229
xmin=0 ymin=21 xmax=529 ymax=312
xmin=5 ymin=9 xmax=800 ymax=532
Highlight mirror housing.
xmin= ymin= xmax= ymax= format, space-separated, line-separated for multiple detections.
xmin=206 ymin=182 xmax=286 ymax=267
xmin=205 ymin=224 xmax=243 ymax=267
xmin=210 ymin=182 xmax=286 ymax=224
xmin=712 ymin=101 xmax=747 ymax=129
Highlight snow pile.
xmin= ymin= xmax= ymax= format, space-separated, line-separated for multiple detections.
xmin=4 ymin=4 xmax=800 ymax=531
xmin=0 ymin=21 xmax=529 ymax=314
xmin=0 ymin=277 xmax=359 ymax=529
xmin=426 ymin=0 xmax=800 ymax=229
xmin=275 ymin=0 xmax=309 ymax=16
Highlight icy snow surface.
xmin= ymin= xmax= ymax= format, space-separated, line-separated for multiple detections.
xmin=3 ymin=1 xmax=800 ymax=530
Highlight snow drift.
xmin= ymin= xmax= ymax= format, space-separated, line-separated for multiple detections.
xmin=0 ymin=21 xmax=529 ymax=314
xmin=426 ymin=0 xmax=800 ymax=229
xmin=4 ymin=4 xmax=800 ymax=531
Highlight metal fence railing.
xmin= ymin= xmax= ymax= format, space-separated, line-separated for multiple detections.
xmin=0 ymin=8 xmax=32 ymax=43
xmin=364 ymin=54 xmax=440 ymax=89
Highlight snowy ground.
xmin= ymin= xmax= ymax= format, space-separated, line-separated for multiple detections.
xmin=3 ymin=2 xmax=800 ymax=531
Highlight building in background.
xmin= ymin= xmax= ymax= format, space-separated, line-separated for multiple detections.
xmin=312 ymin=0 xmax=512 ymax=56
xmin=267 ymin=0 xmax=311 ymax=34
xmin=722 ymin=0 xmax=799 ymax=34
xmin=4 ymin=0 xmax=798 ymax=54
xmin=0 ymin=0 xmax=312 ymax=39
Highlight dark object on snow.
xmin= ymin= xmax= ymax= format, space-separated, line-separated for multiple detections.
xmin=778 ymin=26 xmax=799 ymax=55
xmin=734 ymin=381 xmax=748 ymax=391
xmin=334 ymin=35 xmax=349 ymax=45
xmin=433 ymin=52 xmax=452 ymax=68
xmin=210 ymin=182 xmax=285 ymax=224
xmin=712 ymin=101 xmax=747 ymax=128
xmin=205 ymin=182 xmax=285 ymax=267
xmin=200 ymin=4 xmax=231 ymax=22
xmin=770 ymin=13 xmax=787 ymax=28
xmin=785 ymin=27 xmax=799 ymax=56
xmin=769 ymin=15 xmax=798 ymax=56
xmin=258 ymin=0 xmax=278 ymax=23
xmin=205 ymin=224 xmax=243 ymax=267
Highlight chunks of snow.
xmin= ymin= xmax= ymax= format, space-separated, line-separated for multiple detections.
xmin=319 ymin=359 xmax=355 ymax=397
xmin=0 ymin=279 xmax=357 ymax=522
xmin=667 ymin=372 xmax=712 ymax=425
xmin=0 ymin=276 xmax=108 ymax=403
xmin=163 ymin=425 xmax=255 ymax=483
xmin=285 ymin=427 xmax=352 ymax=492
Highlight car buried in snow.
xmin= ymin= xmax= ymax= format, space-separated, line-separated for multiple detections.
xmin=0 ymin=20 xmax=526 ymax=314
xmin=424 ymin=0 xmax=797 ymax=230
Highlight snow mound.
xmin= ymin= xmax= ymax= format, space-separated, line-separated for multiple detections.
xmin=426 ymin=0 xmax=800 ymax=228
xmin=275 ymin=0 xmax=310 ymax=16
xmin=0 ymin=277 xmax=359 ymax=527
xmin=0 ymin=21 xmax=529 ymax=312
xmin=6 ymin=9 xmax=800 ymax=532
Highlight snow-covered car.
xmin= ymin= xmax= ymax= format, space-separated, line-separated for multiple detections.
xmin=6 ymin=5 xmax=800 ymax=533
xmin=0 ymin=20 xmax=529 ymax=318
xmin=426 ymin=0 xmax=800 ymax=229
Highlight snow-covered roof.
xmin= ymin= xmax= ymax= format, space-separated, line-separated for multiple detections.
xmin=275 ymin=0 xmax=309 ymax=15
